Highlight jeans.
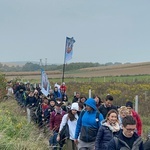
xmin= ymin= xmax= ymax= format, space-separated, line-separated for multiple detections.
xmin=49 ymin=131 xmax=62 ymax=150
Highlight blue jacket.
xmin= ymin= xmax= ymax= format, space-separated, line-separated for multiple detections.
xmin=53 ymin=91 xmax=61 ymax=99
xmin=74 ymin=98 xmax=104 ymax=141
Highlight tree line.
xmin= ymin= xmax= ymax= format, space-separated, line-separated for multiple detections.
xmin=0 ymin=62 xmax=125 ymax=72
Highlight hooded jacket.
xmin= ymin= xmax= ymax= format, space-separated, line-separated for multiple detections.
xmin=74 ymin=98 xmax=104 ymax=142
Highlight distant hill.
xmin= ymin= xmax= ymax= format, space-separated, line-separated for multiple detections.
xmin=1 ymin=61 xmax=28 ymax=67
xmin=1 ymin=61 xmax=58 ymax=67
xmin=1 ymin=61 xmax=41 ymax=67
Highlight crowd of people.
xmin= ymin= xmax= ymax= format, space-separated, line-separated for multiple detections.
xmin=6 ymin=81 xmax=150 ymax=150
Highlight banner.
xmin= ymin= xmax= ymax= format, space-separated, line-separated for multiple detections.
xmin=41 ymin=69 xmax=50 ymax=96
xmin=65 ymin=37 xmax=75 ymax=63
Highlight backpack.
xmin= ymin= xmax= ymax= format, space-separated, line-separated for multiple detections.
xmin=59 ymin=116 xmax=69 ymax=145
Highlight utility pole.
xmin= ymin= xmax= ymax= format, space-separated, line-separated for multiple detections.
xmin=45 ymin=58 xmax=47 ymax=70
xmin=39 ymin=59 xmax=42 ymax=67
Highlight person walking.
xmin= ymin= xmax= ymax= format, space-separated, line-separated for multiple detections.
xmin=118 ymin=106 xmax=130 ymax=128
xmin=49 ymin=102 xmax=66 ymax=150
xmin=98 ymin=94 xmax=117 ymax=119
xmin=107 ymin=115 xmax=144 ymax=150
xmin=57 ymin=102 xmax=79 ymax=150
xmin=72 ymin=92 xmax=80 ymax=103
xmin=74 ymin=98 xmax=104 ymax=150
xmin=95 ymin=109 xmax=120 ymax=150
xmin=126 ymin=101 xmax=142 ymax=136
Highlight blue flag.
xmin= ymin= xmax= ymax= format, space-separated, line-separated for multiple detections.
xmin=41 ymin=69 xmax=50 ymax=96
xmin=65 ymin=37 xmax=75 ymax=63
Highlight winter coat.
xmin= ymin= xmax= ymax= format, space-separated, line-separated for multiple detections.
xmin=60 ymin=85 xmax=66 ymax=93
xmin=107 ymin=131 xmax=144 ymax=150
xmin=98 ymin=104 xmax=117 ymax=119
xmin=26 ymin=96 xmax=36 ymax=107
xmin=144 ymin=139 xmax=150 ymax=150
xmin=74 ymin=98 xmax=104 ymax=142
xmin=53 ymin=91 xmax=61 ymax=99
xmin=50 ymin=110 xmax=66 ymax=132
xmin=72 ymin=96 xmax=79 ymax=103
xmin=95 ymin=120 xmax=120 ymax=150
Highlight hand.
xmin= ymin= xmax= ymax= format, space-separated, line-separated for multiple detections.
xmin=74 ymin=139 xmax=78 ymax=145
xmin=56 ymin=134 xmax=60 ymax=141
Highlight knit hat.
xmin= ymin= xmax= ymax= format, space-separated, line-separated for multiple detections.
xmin=71 ymin=102 xmax=79 ymax=111
xmin=126 ymin=101 xmax=133 ymax=108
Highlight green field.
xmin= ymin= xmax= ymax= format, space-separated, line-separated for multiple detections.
xmin=47 ymin=75 xmax=150 ymax=84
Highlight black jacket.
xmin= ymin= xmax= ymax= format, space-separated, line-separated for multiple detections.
xmin=95 ymin=122 xmax=119 ymax=150
xmin=98 ymin=104 xmax=117 ymax=119
xmin=144 ymin=139 xmax=150 ymax=150
xmin=107 ymin=131 xmax=144 ymax=150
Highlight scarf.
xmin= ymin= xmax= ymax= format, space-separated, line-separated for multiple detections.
xmin=103 ymin=121 xmax=120 ymax=132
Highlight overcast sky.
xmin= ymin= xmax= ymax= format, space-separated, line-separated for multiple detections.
xmin=0 ymin=0 xmax=150 ymax=65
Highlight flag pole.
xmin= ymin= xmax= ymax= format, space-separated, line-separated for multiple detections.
xmin=62 ymin=63 xmax=65 ymax=83
xmin=62 ymin=37 xmax=67 ymax=83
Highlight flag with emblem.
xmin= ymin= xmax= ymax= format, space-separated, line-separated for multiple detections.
xmin=64 ymin=37 xmax=75 ymax=63
xmin=41 ymin=69 xmax=50 ymax=96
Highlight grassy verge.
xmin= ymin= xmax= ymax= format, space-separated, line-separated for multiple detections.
xmin=0 ymin=99 xmax=50 ymax=150
xmin=142 ymin=116 xmax=150 ymax=139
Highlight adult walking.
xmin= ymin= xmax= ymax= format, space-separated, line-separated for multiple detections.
xmin=74 ymin=98 xmax=104 ymax=150
xmin=126 ymin=101 xmax=142 ymax=136
xmin=98 ymin=94 xmax=117 ymax=119
xmin=49 ymin=102 xmax=66 ymax=150
xmin=95 ymin=109 xmax=120 ymax=150
xmin=107 ymin=115 xmax=144 ymax=150
xmin=57 ymin=102 xmax=79 ymax=150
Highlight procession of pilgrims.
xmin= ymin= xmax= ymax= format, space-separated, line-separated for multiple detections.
xmin=6 ymin=80 xmax=149 ymax=150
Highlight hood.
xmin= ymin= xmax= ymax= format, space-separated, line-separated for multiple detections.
xmin=84 ymin=98 xmax=97 ymax=111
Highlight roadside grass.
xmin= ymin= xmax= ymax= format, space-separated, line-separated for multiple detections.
xmin=142 ymin=116 xmax=150 ymax=139
xmin=0 ymin=99 xmax=50 ymax=150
